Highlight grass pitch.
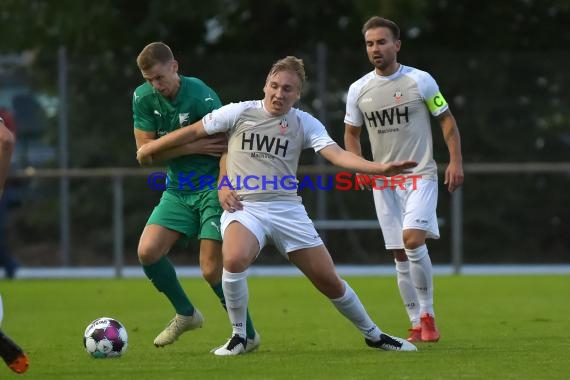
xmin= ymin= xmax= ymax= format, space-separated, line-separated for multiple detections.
xmin=1 ymin=274 xmax=569 ymax=379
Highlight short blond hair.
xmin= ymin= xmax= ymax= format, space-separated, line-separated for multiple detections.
xmin=136 ymin=42 xmax=174 ymax=71
xmin=267 ymin=56 xmax=306 ymax=89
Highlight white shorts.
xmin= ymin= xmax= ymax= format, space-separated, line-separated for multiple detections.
xmin=220 ymin=201 xmax=323 ymax=258
xmin=372 ymin=178 xmax=440 ymax=250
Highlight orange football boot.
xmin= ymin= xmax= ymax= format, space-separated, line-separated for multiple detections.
xmin=406 ymin=325 xmax=422 ymax=342
xmin=0 ymin=330 xmax=29 ymax=374
xmin=420 ymin=313 xmax=440 ymax=342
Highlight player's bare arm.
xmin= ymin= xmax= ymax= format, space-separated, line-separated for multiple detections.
xmin=140 ymin=134 xmax=227 ymax=166
xmin=344 ymin=123 xmax=372 ymax=190
xmin=438 ymin=109 xmax=464 ymax=192
xmin=136 ymin=120 xmax=210 ymax=165
xmin=343 ymin=124 xmax=364 ymax=157
xmin=319 ymin=143 xmax=417 ymax=176
xmin=217 ymin=153 xmax=242 ymax=212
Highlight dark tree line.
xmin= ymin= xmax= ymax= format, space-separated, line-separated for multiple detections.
xmin=1 ymin=0 xmax=569 ymax=264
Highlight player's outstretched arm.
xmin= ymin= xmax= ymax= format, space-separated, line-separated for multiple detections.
xmin=149 ymin=134 xmax=227 ymax=163
xmin=319 ymin=143 xmax=417 ymax=176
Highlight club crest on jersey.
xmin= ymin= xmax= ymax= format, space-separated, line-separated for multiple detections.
xmin=278 ymin=118 xmax=288 ymax=135
xmin=393 ymin=90 xmax=403 ymax=103
xmin=179 ymin=113 xmax=190 ymax=126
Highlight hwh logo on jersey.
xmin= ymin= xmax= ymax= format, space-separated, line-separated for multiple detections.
xmin=364 ymin=106 xmax=409 ymax=128
xmin=241 ymin=132 xmax=289 ymax=157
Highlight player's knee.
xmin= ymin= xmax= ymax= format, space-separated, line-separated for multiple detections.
xmin=221 ymin=244 xmax=256 ymax=273
xmin=222 ymin=254 xmax=250 ymax=273
xmin=137 ymin=243 xmax=162 ymax=265
xmin=200 ymin=263 xmax=222 ymax=284
xmin=403 ymin=235 xmax=425 ymax=250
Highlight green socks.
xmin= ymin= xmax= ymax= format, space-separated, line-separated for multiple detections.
xmin=143 ymin=258 xmax=256 ymax=339
xmin=143 ymin=256 xmax=194 ymax=316
xmin=211 ymin=282 xmax=256 ymax=339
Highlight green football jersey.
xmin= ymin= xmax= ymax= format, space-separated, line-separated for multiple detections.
xmin=133 ymin=76 xmax=222 ymax=192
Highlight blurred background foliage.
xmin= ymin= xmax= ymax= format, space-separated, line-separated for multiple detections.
xmin=0 ymin=0 xmax=569 ymax=266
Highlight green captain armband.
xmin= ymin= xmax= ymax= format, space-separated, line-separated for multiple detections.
xmin=427 ymin=92 xmax=448 ymax=114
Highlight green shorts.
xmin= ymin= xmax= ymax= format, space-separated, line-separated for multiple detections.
xmin=146 ymin=189 xmax=223 ymax=246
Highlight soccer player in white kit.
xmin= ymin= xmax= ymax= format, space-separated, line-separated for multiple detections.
xmin=344 ymin=16 xmax=464 ymax=342
xmin=137 ymin=56 xmax=418 ymax=355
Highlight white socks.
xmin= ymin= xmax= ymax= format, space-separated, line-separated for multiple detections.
xmin=222 ymin=272 xmax=386 ymax=342
xmin=221 ymin=269 xmax=249 ymax=338
xmin=405 ymin=244 xmax=434 ymax=316
xmin=330 ymin=280 xmax=382 ymax=340
xmin=395 ymin=260 xmax=420 ymax=326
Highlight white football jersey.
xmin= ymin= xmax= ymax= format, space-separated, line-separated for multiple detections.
xmin=345 ymin=65 xmax=449 ymax=180
xmin=203 ymin=100 xmax=335 ymax=201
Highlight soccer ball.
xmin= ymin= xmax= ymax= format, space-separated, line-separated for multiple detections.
xmin=83 ymin=317 xmax=128 ymax=358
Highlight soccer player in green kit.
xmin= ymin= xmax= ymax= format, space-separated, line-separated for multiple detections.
xmin=133 ymin=42 xmax=258 ymax=350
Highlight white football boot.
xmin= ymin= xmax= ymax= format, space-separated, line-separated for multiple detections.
xmin=365 ymin=333 xmax=418 ymax=351
xmin=153 ymin=309 xmax=203 ymax=347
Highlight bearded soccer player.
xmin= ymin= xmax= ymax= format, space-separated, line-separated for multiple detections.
xmin=344 ymin=17 xmax=464 ymax=342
